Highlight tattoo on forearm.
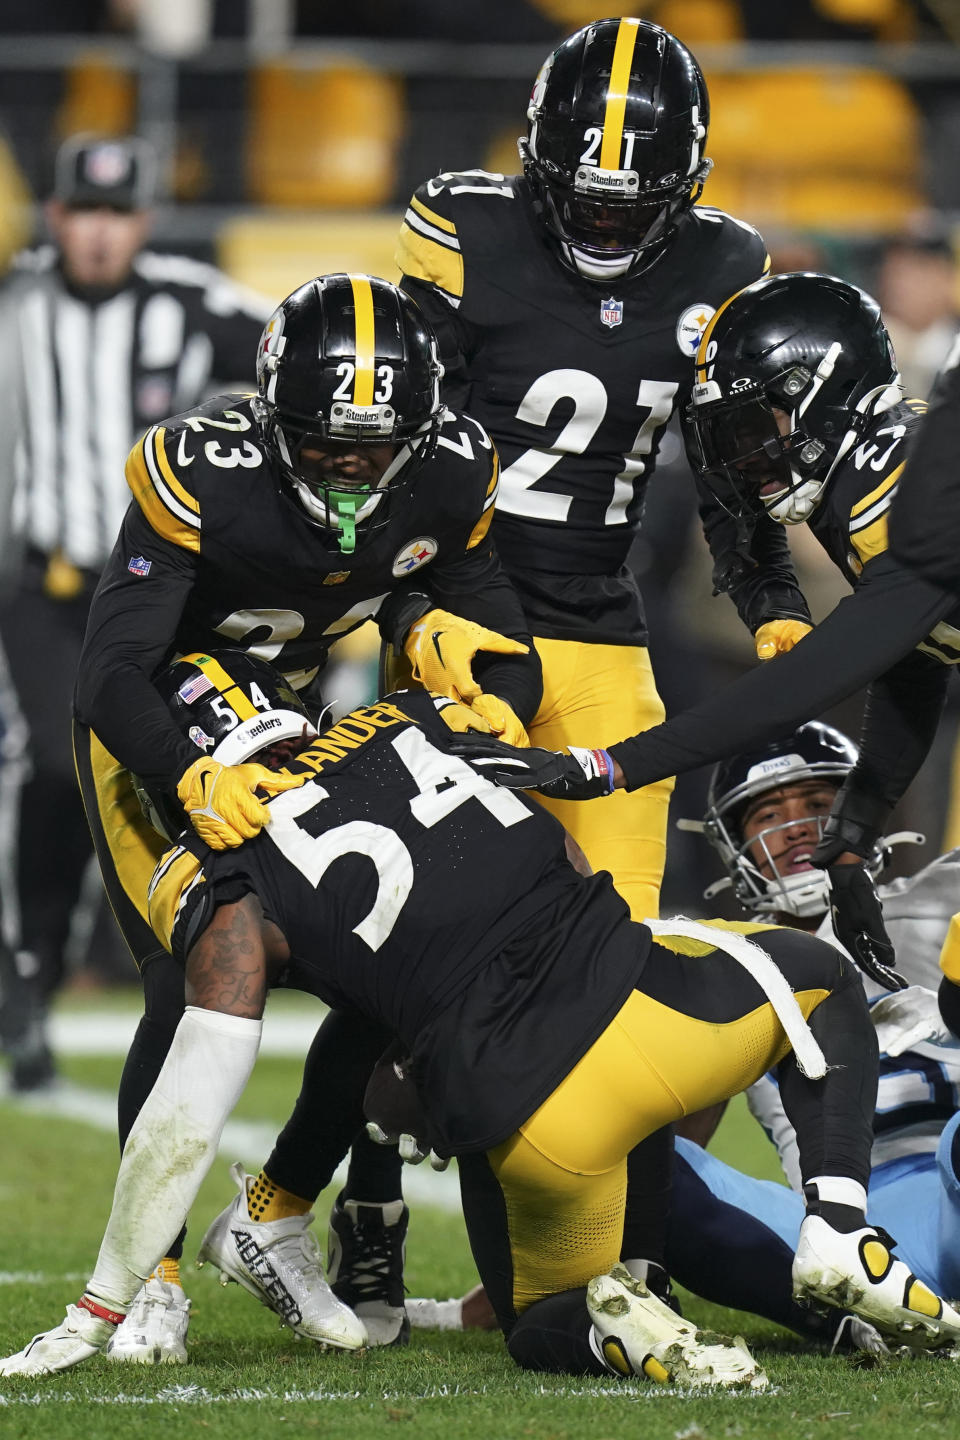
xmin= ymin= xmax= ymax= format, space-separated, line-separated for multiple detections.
xmin=186 ymin=900 xmax=268 ymax=1017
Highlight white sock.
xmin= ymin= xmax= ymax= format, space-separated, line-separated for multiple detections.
xmin=87 ymin=1007 xmax=262 ymax=1308
xmin=805 ymin=1176 xmax=868 ymax=1215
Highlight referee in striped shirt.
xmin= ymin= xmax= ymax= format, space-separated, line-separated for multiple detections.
xmin=0 ymin=134 xmax=270 ymax=1088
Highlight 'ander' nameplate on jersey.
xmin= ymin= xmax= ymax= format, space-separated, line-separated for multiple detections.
xmin=392 ymin=537 xmax=438 ymax=576
xmin=600 ymin=297 xmax=623 ymax=329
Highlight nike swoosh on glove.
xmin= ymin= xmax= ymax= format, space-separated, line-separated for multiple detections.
xmin=447 ymin=733 xmax=616 ymax=800
xmin=177 ymin=756 xmax=307 ymax=851
xmin=754 ymin=619 xmax=813 ymax=661
xmin=870 ymin=984 xmax=956 ymax=1055
xmin=820 ymin=862 xmax=907 ymax=993
xmin=403 ymin=608 xmax=529 ymax=702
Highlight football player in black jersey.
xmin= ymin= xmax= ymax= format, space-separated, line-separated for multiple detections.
xmin=8 ymin=650 xmax=959 ymax=1382
xmin=395 ymin=11 xmax=810 ymax=1304
xmin=70 ymin=273 xmax=542 ymax=1355
xmin=889 ymin=341 xmax=960 ymax=594
xmin=395 ymin=14 xmax=808 ymax=931
xmin=451 ymin=272 xmax=960 ymax=992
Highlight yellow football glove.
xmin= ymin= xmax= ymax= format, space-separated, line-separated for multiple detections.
xmin=754 ymin=619 xmax=813 ymax=661
xmin=436 ymin=698 xmax=494 ymax=735
xmin=177 ymin=756 xmax=307 ymax=851
xmin=468 ymin=693 xmax=530 ymax=747
xmin=403 ymin=608 xmax=529 ymax=703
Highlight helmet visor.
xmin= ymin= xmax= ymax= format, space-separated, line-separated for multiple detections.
xmin=544 ymin=183 xmax=675 ymax=258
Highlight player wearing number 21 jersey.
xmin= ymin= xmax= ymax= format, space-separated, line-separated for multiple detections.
xmin=394 ymin=17 xmax=803 ymax=924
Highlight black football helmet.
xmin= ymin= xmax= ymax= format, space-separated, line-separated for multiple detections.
xmin=254 ymin=274 xmax=444 ymax=553
xmin=134 ymin=649 xmax=317 ymax=842
xmin=687 ymin=272 xmax=900 ymax=527
xmin=701 ymin=722 xmax=885 ymax=920
xmin=519 ymin=16 xmax=711 ymax=282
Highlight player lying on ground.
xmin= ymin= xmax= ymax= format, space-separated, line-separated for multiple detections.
xmin=448 ymin=272 xmax=960 ymax=994
xmin=4 ymin=653 xmax=959 ymax=1383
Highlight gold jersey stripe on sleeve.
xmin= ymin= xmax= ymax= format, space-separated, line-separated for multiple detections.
xmin=467 ymin=452 xmax=500 ymax=549
xmin=185 ymin=651 xmax=259 ymax=720
xmin=153 ymin=429 xmax=200 ymax=516
xmin=125 ymin=428 xmax=201 ymax=553
xmin=849 ymin=514 xmax=889 ymax=566
xmin=147 ymin=845 xmax=205 ymax=956
xmin=348 ymin=275 xmax=376 ymax=407
xmin=396 ymin=222 xmax=465 ymax=300
xmin=600 ymin=17 xmax=640 ymax=170
xmin=850 ymin=462 xmax=904 ymax=519
xmin=410 ymin=194 xmax=457 ymax=235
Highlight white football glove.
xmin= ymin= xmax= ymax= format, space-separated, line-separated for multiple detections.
xmin=870 ymin=984 xmax=957 ymax=1056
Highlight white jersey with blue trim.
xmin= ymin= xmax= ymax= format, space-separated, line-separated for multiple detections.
xmin=747 ymin=851 xmax=960 ymax=1189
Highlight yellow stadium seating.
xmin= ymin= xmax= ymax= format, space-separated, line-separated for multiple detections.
xmin=247 ymin=62 xmax=403 ymax=208
xmin=702 ymin=68 xmax=925 ymax=231
xmin=55 ymin=55 xmax=136 ymax=140
xmin=217 ymin=212 xmax=402 ymax=303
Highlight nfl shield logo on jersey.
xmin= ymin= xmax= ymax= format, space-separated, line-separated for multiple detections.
xmin=600 ymin=297 xmax=623 ymax=329
xmin=392 ymin=537 xmax=438 ymax=577
xmin=127 ymin=555 xmax=152 ymax=577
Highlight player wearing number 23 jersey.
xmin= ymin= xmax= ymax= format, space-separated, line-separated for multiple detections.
xmin=396 ymin=16 xmax=792 ymax=921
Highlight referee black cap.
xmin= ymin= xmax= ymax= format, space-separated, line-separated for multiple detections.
xmin=53 ymin=134 xmax=156 ymax=212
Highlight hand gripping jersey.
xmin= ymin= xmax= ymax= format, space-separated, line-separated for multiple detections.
xmin=148 ymin=690 xmax=648 ymax=1155
xmin=76 ymin=393 xmax=536 ymax=788
xmin=397 ymin=173 xmax=769 ymax=643
xmin=747 ymin=851 xmax=960 ymax=1187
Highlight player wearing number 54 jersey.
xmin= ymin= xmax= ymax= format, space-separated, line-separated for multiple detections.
xmin=396 ymin=16 xmax=805 ymax=924
xmin=70 ymin=273 xmax=540 ymax=1341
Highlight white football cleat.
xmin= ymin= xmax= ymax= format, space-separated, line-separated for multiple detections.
xmin=105 ymin=1277 xmax=190 ymax=1365
xmin=793 ymin=1216 xmax=960 ymax=1351
xmin=196 ymin=1162 xmax=367 ymax=1350
xmin=587 ymin=1264 xmax=767 ymax=1389
xmin=0 ymin=1303 xmax=115 ymax=1376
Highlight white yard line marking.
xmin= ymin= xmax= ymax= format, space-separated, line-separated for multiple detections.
xmin=2 ymin=1081 xmax=462 ymax=1212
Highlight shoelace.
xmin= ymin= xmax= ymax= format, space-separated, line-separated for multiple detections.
xmin=271 ymin=1230 xmax=327 ymax=1286
xmin=341 ymin=1220 xmax=400 ymax=1301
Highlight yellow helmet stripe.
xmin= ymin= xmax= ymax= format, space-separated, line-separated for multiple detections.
xmin=695 ymin=285 xmax=751 ymax=382
xmin=183 ymin=652 xmax=258 ymax=721
xmin=348 ymin=275 xmax=376 ymax=407
xmin=599 ymin=17 xmax=640 ymax=170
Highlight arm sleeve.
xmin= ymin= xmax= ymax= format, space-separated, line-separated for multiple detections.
xmin=695 ymin=472 xmax=812 ymax=633
xmin=73 ymin=502 xmax=201 ymax=787
xmin=607 ymin=553 xmax=956 ymax=791
xmin=889 ymin=358 xmax=960 ymax=593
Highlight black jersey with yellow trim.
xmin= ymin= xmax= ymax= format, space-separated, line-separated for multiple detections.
xmin=807 ymin=397 xmax=960 ymax=665
xmin=398 ymin=172 xmax=769 ymax=643
xmin=76 ymin=392 xmax=537 ymax=788
xmin=151 ymin=688 xmax=649 ymax=1155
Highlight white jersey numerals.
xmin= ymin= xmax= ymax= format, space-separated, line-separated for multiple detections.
xmin=265 ymin=730 xmax=529 ymax=952
xmin=496 ymin=369 xmax=678 ymax=525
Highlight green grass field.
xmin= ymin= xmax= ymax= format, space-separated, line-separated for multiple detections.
xmin=2 ymin=992 xmax=958 ymax=1440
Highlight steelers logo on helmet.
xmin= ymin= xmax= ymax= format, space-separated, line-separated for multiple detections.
xmin=252 ymin=274 xmax=444 ymax=556
xmin=519 ymin=17 xmax=712 ymax=283
xmin=132 ymin=650 xmax=318 ymax=843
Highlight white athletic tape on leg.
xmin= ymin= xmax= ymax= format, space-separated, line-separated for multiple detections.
xmin=645 ymin=916 xmax=827 ymax=1080
xmin=87 ymin=1007 xmax=262 ymax=1308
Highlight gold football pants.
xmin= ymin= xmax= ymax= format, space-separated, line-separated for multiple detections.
xmin=73 ymin=719 xmax=169 ymax=970
xmin=528 ymin=638 xmax=673 ymax=921
xmin=459 ymin=921 xmax=858 ymax=1327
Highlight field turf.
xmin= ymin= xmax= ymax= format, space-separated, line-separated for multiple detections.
xmin=1 ymin=991 xmax=958 ymax=1439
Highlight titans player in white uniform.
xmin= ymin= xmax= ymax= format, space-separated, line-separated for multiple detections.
xmin=676 ymin=723 xmax=960 ymax=1312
